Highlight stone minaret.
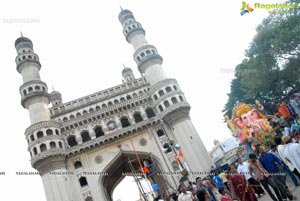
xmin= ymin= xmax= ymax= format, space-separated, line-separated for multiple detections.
xmin=121 ymin=66 xmax=135 ymax=83
xmin=15 ymin=36 xmax=78 ymax=201
xmin=119 ymin=9 xmax=214 ymax=174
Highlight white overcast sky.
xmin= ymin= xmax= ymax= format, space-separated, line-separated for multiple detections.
xmin=0 ymin=0 xmax=273 ymax=200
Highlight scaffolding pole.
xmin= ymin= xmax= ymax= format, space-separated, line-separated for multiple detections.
xmin=128 ymin=157 xmax=148 ymax=201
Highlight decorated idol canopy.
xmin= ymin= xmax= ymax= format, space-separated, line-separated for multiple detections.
xmin=225 ymin=101 xmax=274 ymax=147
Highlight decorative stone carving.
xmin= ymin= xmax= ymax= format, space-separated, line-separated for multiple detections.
xmin=139 ymin=138 xmax=147 ymax=146
xmin=95 ymin=155 xmax=103 ymax=164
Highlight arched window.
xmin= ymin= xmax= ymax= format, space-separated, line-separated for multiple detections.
xmin=137 ymin=56 xmax=141 ymax=62
xmin=89 ymin=108 xmax=94 ymax=113
xmin=127 ymin=95 xmax=131 ymax=100
xmin=85 ymin=197 xmax=93 ymax=201
xmin=108 ymin=102 xmax=113 ymax=106
xmin=164 ymin=100 xmax=170 ymax=108
xmin=23 ymin=90 xmax=27 ymax=96
xmin=70 ymin=115 xmax=75 ymax=119
xmin=63 ymin=117 xmax=68 ymax=122
xmin=79 ymin=177 xmax=88 ymax=187
xmin=133 ymin=93 xmax=138 ymax=97
xmin=140 ymin=52 xmax=145 ymax=57
xmin=157 ymin=129 xmax=165 ymax=137
xmin=96 ymin=106 xmax=100 ymax=111
xmin=40 ymin=144 xmax=47 ymax=152
xmin=58 ymin=141 xmax=63 ymax=148
xmin=30 ymin=135 xmax=35 ymax=141
xmin=145 ymin=108 xmax=156 ymax=118
xmin=33 ymin=147 xmax=37 ymax=155
xmin=55 ymin=129 xmax=59 ymax=135
xmin=50 ymin=142 xmax=56 ymax=149
xmin=166 ymin=86 xmax=172 ymax=93
xmin=114 ymin=99 xmax=119 ymax=104
xmin=146 ymin=50 xmax=151 ymax=55
xmin=153 ymin=94 xmax=158 ymax=100
xmin=173 ymin=85 xmax=178 ymax=90
xmin=37 ymin=131 xmax=44 ymax=139
xmin=67 ymin=135 xmax=78 ymax=147
xmin=28 ymin=87 xmax=33 ymax=92
xmin=83 ymin=110 xmax=87 ymax=114
xmin=120 ymin=97 xmax=125 ymax=102
xmin=133 ymin=112 xmax=143 ymax=123
xmin=94 ymin=126 xmax=104 ymax=138
xmin=35 ymin=86 xmax=41 ymax=90
xmin=171 ymin=97 xmax=178 ymax=104
xmin=179 ymin=96 xmax=184 ymax=102
xmin=102 ymin=104 xmax=107 ymax=108
xmin=158 ymin=105 xmax=163 ymax=112
xmin=76 ymin=113 xmax=81 ymax=117
xmin=81 ymin=131 xmax=91 ymax=143
xmin=163 ymin=143 xmax=172 ymax=153
xmin=120 ymin=117 xmax=130 ymax=128
xmin=74 ymin=161 xmax=82 ymax=169
xmin=46 ymin=129 xmax=53 ymax=136
xmin=139 ymin=91 xmax=143 ymax=95
xmin=158 ymin=90 xmax=164 ymax=97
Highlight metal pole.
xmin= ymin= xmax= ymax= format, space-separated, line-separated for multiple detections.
xmin=160 ymin=120 xmax=184 ymax=170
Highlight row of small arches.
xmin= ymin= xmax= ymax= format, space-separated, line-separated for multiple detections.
xmin=66 ymin=111 xmax=154 ymax=147
xmin=61 ymin=107 xmax=155 ymax=133
xmin=23 ymin=85 xmax=46 ymax=96
xmin=124 ymin=22 xmax=141 ymax=34
xmin=30 ymin=141 xmax=63 ymax=156
xmin=136 ymin=48 xmax=156 ymax=62
xmin=153 ymin=85 xmax=178 ymax=101
xmin=158 ymin=96 xmax=184 ymax=112
xmin=60 ymin=91 xmax=148 ymax=122
xmin=28 ymin=128 xmax=60 ymax=143
xmin=17 ymin=54 xmax=38 ymax=63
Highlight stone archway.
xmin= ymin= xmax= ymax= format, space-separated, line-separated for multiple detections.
xmin=99 ymin=151 xmax=170 ymax=201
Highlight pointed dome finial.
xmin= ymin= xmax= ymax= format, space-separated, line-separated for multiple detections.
xmin=122 ymin=63 xmax=126 ymax=69
xmin=120 ymin=6 xmax=123 ymax=11
xmin=20 ymin=31 xmax=23 ymax=37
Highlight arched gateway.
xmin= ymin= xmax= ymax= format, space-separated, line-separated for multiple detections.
xmin=15 ymin=8 xmax=214 ymax=201
xmin=99 ymin=151 xmax=170 ymax=201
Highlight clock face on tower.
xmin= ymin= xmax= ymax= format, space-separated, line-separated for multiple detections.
xmin=107 ymin=121 xmax=116 ymax=130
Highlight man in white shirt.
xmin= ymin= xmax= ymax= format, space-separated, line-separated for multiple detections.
xmin=274 ymin=136 xmax=300 ymax=186
xmin=178 ymin=184 xmax=194 ymax=201
xmin=283 ymin=135 xmax=300 ymax=173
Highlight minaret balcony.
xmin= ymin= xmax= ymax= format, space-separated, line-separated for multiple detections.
xmin=20 ymin=80 xmax=48 ymax=97
xmin=31 ymin=153 xmax=66 ymax=175
xmin=25 ymin=120 xmax=61 ymax=137
xmin=124 ymin=22 xmax=145 ymax=42
xmin=133 ymin=45 xmax=163 ymax=73
xmin=21 ymin=91 xmax=50 ymax=108
xmin=16 ymin=53 xmax=41 ymax=73
xmin=161 ymin=102 xmax=191 ymax=127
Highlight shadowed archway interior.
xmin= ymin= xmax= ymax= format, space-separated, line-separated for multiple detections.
xmin=99 ymin=151 xmax=169 ymax=201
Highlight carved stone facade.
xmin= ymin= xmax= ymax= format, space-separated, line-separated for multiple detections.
xmin=16 ymin=9 xmax=214 ymax=201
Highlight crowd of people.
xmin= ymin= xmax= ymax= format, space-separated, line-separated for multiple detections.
xmin=160 ymin=93 xmax=300 ymax=201
xmin=165 ymin=135 xmax=300 ymax=201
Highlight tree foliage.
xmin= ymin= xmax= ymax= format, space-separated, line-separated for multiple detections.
xmin=223 ymin=4 xmax=300 ymax=116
